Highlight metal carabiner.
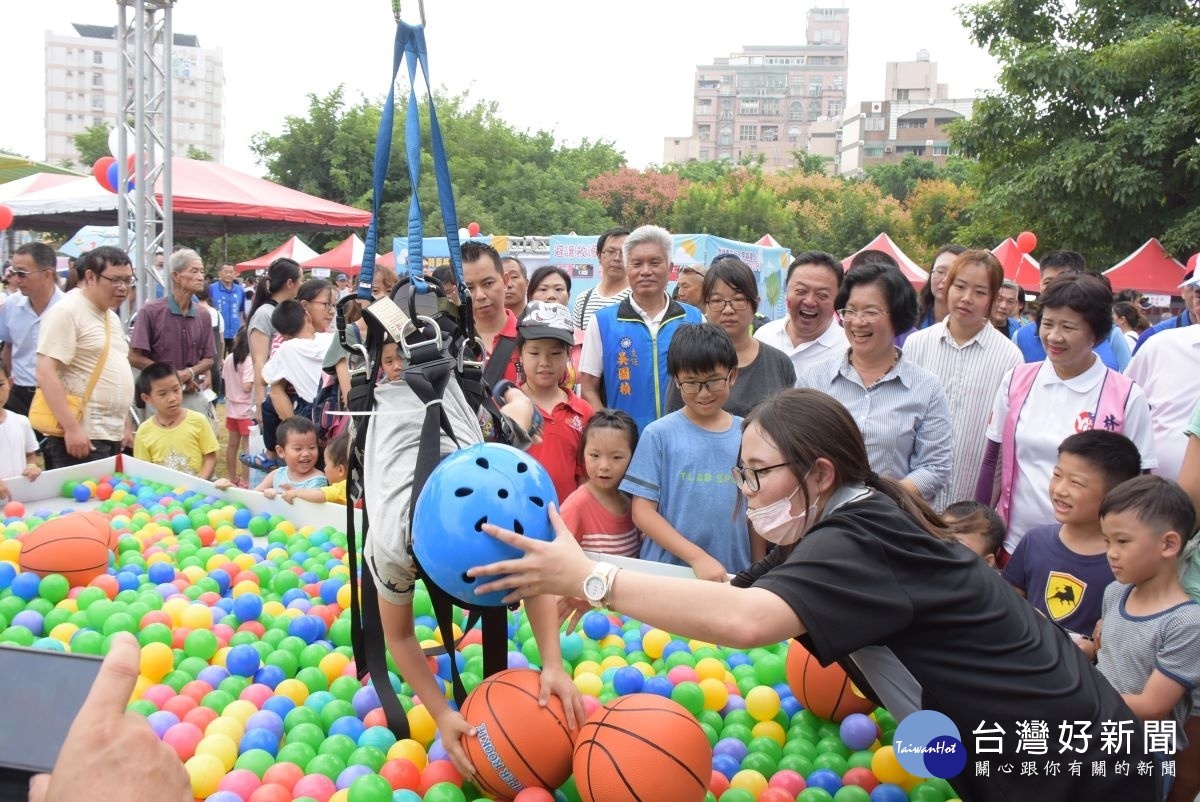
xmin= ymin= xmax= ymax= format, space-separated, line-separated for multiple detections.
xmin=399 ymin=315 xmax=445 ymax=360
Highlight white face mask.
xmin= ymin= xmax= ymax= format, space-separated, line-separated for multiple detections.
xmin=745 ymin=469 xmax=815 ymax=546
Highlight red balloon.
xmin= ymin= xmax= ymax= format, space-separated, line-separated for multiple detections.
xmin=1016 ymin=230 xmax=1038 ymax=254
xmin=467 ymin=221 xmax=481 ymax=237
xmin=92 ymin=157 xmax=116 ymax=191
xmin=0 ymin=205 xmax=13 ymax=231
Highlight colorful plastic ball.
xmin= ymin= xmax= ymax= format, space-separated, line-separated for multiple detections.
xmin=611 ymin=665 xmax=645 ymax=695
xmin=73 ymin=484 xmax=92 ymax=502
xmin=806 ymin=769 xmax=843 ymax=795
xmin=839 ymin=713 xmax=878 ymax=751
xmin=293 ymin=773 xmax=338 ymax=802
xmin=841 ymin=767 xmax=879 ymax=792
xmin=217 ymin=768 xmax=263 ymax=799
xmin=718 ymin=789 xmax=756 ymax=802
xmin=421 ymin=782 xmax=466 ymax=802
xmin=227 ymin=643 xmax=262 ymax=676
xmin=163 ymin=721 xmax=205 ymax=760
xmin=745 ymin=685 xmax=782 ymax=722
xmin=870 ymin=746 xmax=915 ymax=788
xmin=581 ymin=611 xmax=611 ymax=640
xmin=248 ymin=784 xmax=293 ymax=802
xmin=346 ymin=772 xmax=393 ymax=802
xmin=868 ymin=785 xmax=909 ymax=802
xmin=139 ymin=641 xmax=174 ymax=682
xmin=185 ymin=753 xmax=226 ymax=798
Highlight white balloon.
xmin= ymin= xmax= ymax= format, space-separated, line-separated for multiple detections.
xmin=107 ymin=126 xmax=122 ymax=158
xmin=457 ymin=227 xmax=469 ymax=240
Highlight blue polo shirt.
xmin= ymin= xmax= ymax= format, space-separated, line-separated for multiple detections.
xmin=1132 ymin=309 xmax=1194 ymax=355
xmin=209 ymin=280 xmax=245 ymax=339
xmin=0 ymin=288 xmax=67 ymax=385
xmin=1012 ymin=322 xmax=1130 ymax=370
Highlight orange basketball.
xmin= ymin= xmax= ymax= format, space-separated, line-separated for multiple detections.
xmin=785 ymin=640 xmax=875 ymax=722
xmin=18 ymin=513 xmax=116 ymax=586
xmin=459 ymin=669 xmax=574 ymax=799
xmin=77 ymin=511 xmax=119 ymax=550
xmin=573 ymin=694 xmax=711 ymax=802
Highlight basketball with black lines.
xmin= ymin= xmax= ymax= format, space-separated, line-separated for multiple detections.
xmin=459 ymin=668 xmax=574 ymax=798
xmin=786 ymin=639 xmax=875 ymax=722
xmin=18 ymin=511 xmax=116 ymax=587
xmin=572 ymin=693 xmax=711 ymax=802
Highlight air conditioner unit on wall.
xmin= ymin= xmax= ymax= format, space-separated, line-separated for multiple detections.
xmin=870 ymin=102 xmax=882 ymax=113
xmin=883 ymin=145 xmax=893 ymax=153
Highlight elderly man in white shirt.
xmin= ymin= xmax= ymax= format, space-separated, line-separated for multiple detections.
xmin=754 ymin=251 xmax=848 ymax=378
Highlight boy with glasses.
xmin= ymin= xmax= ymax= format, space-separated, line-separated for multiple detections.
xmin=620 ymin=323 xmax=757 ymax=581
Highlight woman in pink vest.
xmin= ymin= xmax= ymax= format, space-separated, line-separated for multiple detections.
xmin=975 ymin=273 xmax=1157 ymax=564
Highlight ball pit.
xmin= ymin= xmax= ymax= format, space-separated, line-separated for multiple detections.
xmin=0 ymin=470 xmax=963 ymax=802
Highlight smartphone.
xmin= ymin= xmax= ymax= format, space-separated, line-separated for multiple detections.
xmin=0 ymin=646 xmax=103 ymax=774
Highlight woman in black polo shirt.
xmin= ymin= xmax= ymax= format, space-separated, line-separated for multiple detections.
xmin=470 ymin=388 xmax=1159 ymax=802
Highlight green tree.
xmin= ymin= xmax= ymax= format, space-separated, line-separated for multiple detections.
xmin=73 ymin=123 xmax=112 ymax=167
xmin=953 ymin=0 xmax=1200 ymax=264
xmin=864 ymin=155 xmax=943 ymax=204
xmin=251 ymin=87 xmax=621 ymax=245
xmin=185 ymin=146 xmax=213 ymax=161
xmin=792 ymin=151 xmax=830 ymax=176
xmin=906 ymin=179 xmax=978 ymax=254
xmin=661 ymin=159 xmax=734 ymax=184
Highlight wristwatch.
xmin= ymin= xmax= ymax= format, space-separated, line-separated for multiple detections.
xmin=582 ymin=562 xmax=620 ymax=609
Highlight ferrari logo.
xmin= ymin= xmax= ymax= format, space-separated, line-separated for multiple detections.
xmin=1045 ymin=571 xmax=1086 ymax=620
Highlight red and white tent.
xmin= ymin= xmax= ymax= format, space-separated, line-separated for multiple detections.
xmin=992 ymin=238 xmax=1041 ymax=292
xmin=300 ymin=234 xmax=365 ymax=276
xmin=842 ymin=233 xmax=929 ymax=288
xmin=3 ymin=158 xmax=372 ymax=234
xmin=1102 ymin=239 xmax=1186 ymax=296
xmin=0 ymin=172 xmax=81 ymax=203
xmin=756 ymin=234 xmax=783 ymax=248
xmin=236 ymin=236 xmax=319 ymax=273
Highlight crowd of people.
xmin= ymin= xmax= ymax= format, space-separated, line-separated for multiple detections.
xmin=3 ymin=226 xmax=1200 ymax=800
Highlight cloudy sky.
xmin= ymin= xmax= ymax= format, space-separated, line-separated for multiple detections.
xmin=4 ymin=0 xmax=1001 ymax=175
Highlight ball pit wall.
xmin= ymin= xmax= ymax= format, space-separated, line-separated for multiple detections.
xmin=5 ymin=456 xmax=357 ymax=534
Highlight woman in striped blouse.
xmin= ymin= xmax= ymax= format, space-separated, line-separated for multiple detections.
xmin=904 ymin=251 xmax=1023 ymax=511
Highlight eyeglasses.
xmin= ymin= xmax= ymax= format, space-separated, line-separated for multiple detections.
xmin=98 ymin=274 xmax=137 ymax=287
xmin=706 ymin=297 xmax=750 ymax=312
xmin=837 ymin=307 xmax=887 ymax=322
xmin=731 ymin=461 xmax=793 ymax=492
xmin=10 ymin=269 xmax=52 ymax=279
xmin=600 ymin=248 xmax=623 ymax=259
xmin=677 ymin=370 xmax=732 ymax=395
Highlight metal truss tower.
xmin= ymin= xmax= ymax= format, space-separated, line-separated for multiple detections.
xmin=116 ymin=0 xmax=174 ymax=308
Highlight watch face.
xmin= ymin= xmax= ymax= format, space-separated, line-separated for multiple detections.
xmin=584 ymin=574 xmax=606 ymax=601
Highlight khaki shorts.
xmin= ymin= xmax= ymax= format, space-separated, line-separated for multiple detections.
xmin=364 ymin=535 xmax=418 ymax=607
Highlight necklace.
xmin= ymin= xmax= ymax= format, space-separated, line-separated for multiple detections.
xmin=850 ymin=347 xmax=900 ymax=388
